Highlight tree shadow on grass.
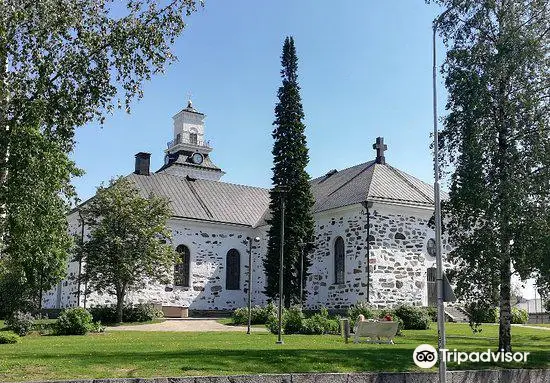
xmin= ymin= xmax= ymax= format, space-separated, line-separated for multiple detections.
xmin=26 ymin=348 xmax=418 ymax=375
xmin=20 ymin=346 xmax=550 ymax=376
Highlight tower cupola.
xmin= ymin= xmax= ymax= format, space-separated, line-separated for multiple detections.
xmin=158 ymin=99 xmax=224 ymax=181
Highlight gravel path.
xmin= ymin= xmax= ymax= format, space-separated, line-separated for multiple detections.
xmin=108 ymin=318 xmax=267 ymax=332
xmin=513 ymin=324 xmax=550 ymax=331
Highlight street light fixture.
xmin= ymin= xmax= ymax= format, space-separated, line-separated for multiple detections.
xmin=361 ymin=201 xmax=374 ymax=303
xmin=298 ymin=241 xmax=315 ymax=308
xmin=247 ymin=236 xmax=261 ymax=335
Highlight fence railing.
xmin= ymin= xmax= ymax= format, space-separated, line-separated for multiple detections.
xmin=167 ymin=137 xmax=211 ymax=149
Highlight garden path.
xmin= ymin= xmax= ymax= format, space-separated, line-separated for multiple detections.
xmin=108 ymin=318 xmax=267 ymax=332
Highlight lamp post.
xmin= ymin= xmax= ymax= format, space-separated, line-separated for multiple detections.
xmin=273 ymin=185 xmax=288 ymax=345
xmin=298 ymin=241 xmax=315 ymax=309
xmin=361 ymin=201 xmax=374 ymax=303
xmin=247 ymin=236 xmax=260 ymax=335
xmin=77 ymin=210 xmax=85 ymax=307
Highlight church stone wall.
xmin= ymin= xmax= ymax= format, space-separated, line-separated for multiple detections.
xmin=42 ymin=212 xmax=83 ymax=309
xmin=305 ymin=203 xmax=450 ymax=310
xmin=82 ymin=219 xmax=268 ymax=311
xmin=43 ymin=203 xmax=450 ymax=313
xmin=43 ymin=213 xmax=269 ymax=312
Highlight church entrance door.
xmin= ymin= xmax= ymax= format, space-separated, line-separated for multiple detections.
xmin=427 ymin=267 xmax=437 ymax=306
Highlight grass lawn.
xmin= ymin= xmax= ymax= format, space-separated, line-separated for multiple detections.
xmin=0 ymin=323 xmax=548 ymax=382
xmin=527 ymin=323 xmax=550 ymax=328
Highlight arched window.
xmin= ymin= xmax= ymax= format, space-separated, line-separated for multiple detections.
xmin=174 ymin=245 xmax=190 ymax=287
xmin=226 ymin=249 xmax=240 ymax=290
xmin=189 ymin=132 xmax=198 ymax=145
xmin=334 ymin=237 xmax=345 ymax=284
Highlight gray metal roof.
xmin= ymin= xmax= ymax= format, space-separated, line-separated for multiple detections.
xmin=81 ymin=160 xmax=435 ymax=227
xmin=310 ymin=161 xmax=435 ymax=212
xmin=126 ymin=172 xmax=270 ymax=226
xmin=255 ymin=161 xmax=436 ymax=227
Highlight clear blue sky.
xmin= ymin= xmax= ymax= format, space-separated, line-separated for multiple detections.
xmin=72 ymin=0 xmax=447 ymax=201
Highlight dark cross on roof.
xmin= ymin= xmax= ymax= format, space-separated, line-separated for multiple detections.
xmin=373 ymin=137 xmax=387 ymax=165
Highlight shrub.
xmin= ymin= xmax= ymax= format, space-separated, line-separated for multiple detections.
xmin=90 ymin=303 xmax=163 ymax=324
xmin=55 ymin=307 xmax=94 ymax=335
xmin=301 ymin=314 xmax=340 ymax=335
xmin=545 ymin=299 xmax=550 ymax=313
xmin=347 ymin=302 xmax=378 ymax=328
xmin=425 ymin=306 xmax=438 ymax=322
xmin=301 ymin=315 xmax=324 ymax=335
xmin=283 ymin=306 xmax=304 ymax=334
xmin=256 ymin=303 xmax=277 ymax=324
xmin=392 ymin=305 xmax=431 ymax=330
xmin=261 ymin=305 xmax=343 ymax=335
xmin=266 ymin=310 xmax=285 ymax=335
xmin=88 ymin=321 xmax=106 ymax=333
xmin=232 ymin=307 xmax=248 ymax=325
xmin=0 ymin=331 xmax=20 ymax=344
xmin=89 ymin=305 xmax=117 ymax=324
xmin=5 ymin=311 xmax=34 ymax=336
xmin=232 ymin=304 xmax=277 ymax=326
xmin=123 ymin=304 xmax=163 ymax=323
xmin=511 ymin=307 xmax=528 ymax=324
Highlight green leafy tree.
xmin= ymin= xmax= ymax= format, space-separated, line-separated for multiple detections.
xmin=79 ymin=177 xmax=176 ymax=323
xmin=0 ymin=125 xmax=80 ymax=314
xmin=0 ymin=0 xmax=201 ymax=254
xmin=0 ymin=0 xmax=201 ymax=312
xmin=264 ymin=37 xmax=315 ymax=307
xmin=432 ymin=0 xmax=549 ymax=351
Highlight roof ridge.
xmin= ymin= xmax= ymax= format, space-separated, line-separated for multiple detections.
xmin=327 ymin=161 xmax=375 ymax=198
xmin=385 ymin=164 xmax=433 ymax=204
xmin=152 ymin=171 xmax=270 ymax=192
xmin=312 ymin=160 xmax=374 ymax=182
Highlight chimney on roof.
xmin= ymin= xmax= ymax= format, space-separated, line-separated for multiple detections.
xmin=373 ymin=137 xmax=388 ymax=165
xmin=134 ymin=152 xmax=151 ymax=175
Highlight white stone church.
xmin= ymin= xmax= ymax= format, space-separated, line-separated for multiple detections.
xmin=43 ymin=101 xmax=450 ymax=313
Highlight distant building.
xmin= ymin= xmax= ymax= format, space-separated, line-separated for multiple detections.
xmin=516 ymin=298 xmax=547 ymax=314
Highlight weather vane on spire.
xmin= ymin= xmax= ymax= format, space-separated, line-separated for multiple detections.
xmin=186 ymin=91 xmax=193 ymax=108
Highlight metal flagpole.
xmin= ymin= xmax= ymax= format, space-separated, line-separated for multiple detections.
xmin=433 ymin=17 xmax=447 ymax=383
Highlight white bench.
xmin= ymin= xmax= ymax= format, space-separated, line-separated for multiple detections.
xmin=353 ymin=321 xmax=398 ymax=344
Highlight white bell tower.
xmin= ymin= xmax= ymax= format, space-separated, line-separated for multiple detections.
xmin=167 ymin=99 xmax=211 ymax=156
xmin=160 ymin=99 xmax=224 ymax=181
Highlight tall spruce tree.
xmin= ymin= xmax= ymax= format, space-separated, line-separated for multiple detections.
xmin=432 ymin=0 xmax=549 ymax=351
xmin=264 ymin=37 xmax=315 ymax=308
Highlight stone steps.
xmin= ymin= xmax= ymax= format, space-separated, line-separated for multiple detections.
xmin=445 ymin=306 xmax=469 ymax=323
